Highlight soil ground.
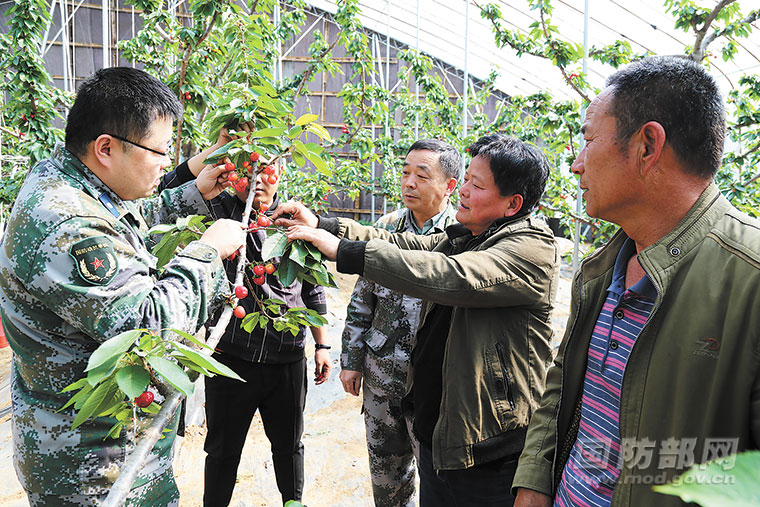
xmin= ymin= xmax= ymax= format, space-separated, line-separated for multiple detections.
xmin=0 ymin=240 xmax=575 ymax=506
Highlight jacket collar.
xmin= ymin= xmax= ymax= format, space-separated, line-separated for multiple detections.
xmin=444 ymin=213 xmax=538 ymax=243
xmin=581 ymin=182 xmax=730 ymax=295
xmin=52 ymin=143 xmax=141 ymax=224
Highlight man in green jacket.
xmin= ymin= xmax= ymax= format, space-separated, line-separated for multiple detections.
xmin=512 ymin=56 xmax=760 ymax=507
xmin=276 ymin=134 xmax=559 ymax=506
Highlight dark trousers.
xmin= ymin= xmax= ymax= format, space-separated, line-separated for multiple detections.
xmin=418 ymin=442 xmax=517 ymax=507
xmin=203 ymin=355 xmax=307 ymax=507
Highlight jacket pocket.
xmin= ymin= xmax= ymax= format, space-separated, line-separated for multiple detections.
xmin=364 ymin=329 xmax=389 ymax=352
xmin=495 ymin=342 xmax=516 ymax=410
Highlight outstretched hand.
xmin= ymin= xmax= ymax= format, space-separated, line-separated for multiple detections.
xmin=271 ymin=201 xmax=319 ymax=228
xmin=286 ymin=225 xmax=339 ymax=261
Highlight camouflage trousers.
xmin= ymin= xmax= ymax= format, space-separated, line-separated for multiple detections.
xmin=363 ymin=385 xmax=419 ymax=507
xmin=25 ymin=468 xmax=180 ymax=507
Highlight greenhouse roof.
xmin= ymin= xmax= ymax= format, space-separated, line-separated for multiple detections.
xmin=305 ymin=0 xmax=760 ymax=101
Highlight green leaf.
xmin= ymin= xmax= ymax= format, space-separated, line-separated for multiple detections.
xmin=277 ymin=257 xmax=300 ymax=287
xmin=292 ymin=151 xmax=305 ymax=167
xmin=170 ymin=342 xmax=244 ymax=382
xmin=86 ymin=354 xmax=122 ymax=387
xmin=139 ymin=401 xmax=160 ymax=414
xmin=303 ymin=241 xmax=323 ymax=261
xmin=115 ymin=365 xmax=150 ymax=399
xmin=252 ymin=127 xmax=287 ymax=137
xmin=304 ymin=142 xmax=324 ymax=154
xmin=202 ymin=141 xmax=233 ymax=164
xmin=151 ymin=232 xmax=185 ymax=270
xmin=305 ymin=309 xmax=328 ymax=327
xmin=168 ymin=329 xmax=214 ymax=351
xmin=295 ymin=113 xmax=318 ymax=126
xmin=306 ymin=123 xmax=332 ymax=141
xmin=59 ymin=381 xmax=94 ymax=411
xmin=147 ymin=356 xmax=194 ymax=397
xmin=308 ymin=153 xmax=331 ymax=177
xmin=177 ymin=356 xmax=212 ymax=376
xmin=653 ymin=451 xmax=760 ymax=506
xmin=241 ymin=311 xmax=261 ymax=333
xmin=86 ymin=329 xmax=142 ymax=372
xmin=60 ymin=377 xmax=89 ymax=393
xmin=290 ymin=242 xmax=308 ymax=267
xmin=147 ymin=223 xmax=176 ymax=234
xmin=105 ymin=422 xmax=124 ymax=440
xmin=71 ymin=378 xmax=120 ymax=429
xmin=262 ymin=231 xmax=288 ymax=260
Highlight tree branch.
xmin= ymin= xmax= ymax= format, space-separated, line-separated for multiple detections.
xmin=174 ymin=13 xmax=220 ymax=166
xmin=691 ymin=0 xmax=737 ymax=62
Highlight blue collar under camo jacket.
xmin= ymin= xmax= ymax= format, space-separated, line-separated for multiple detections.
xmin=0 ymin=145 xmax=230 ymax=497
xmin=340 ymin=204 xmax=458 ymax=398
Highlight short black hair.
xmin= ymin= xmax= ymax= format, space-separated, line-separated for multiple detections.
xmin=606 ymin=55 xmax=725 ymax=178
xmin=65 ymin=67 xmax=182 ymax=158
xmin=407 ymin=139 xmax=463 ymax=181
xmin=467 ymin=134 xmax=550 ymax=216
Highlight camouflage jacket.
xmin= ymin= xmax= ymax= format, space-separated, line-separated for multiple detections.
xmin=0 ymin=145 xmax=229 ymax=496
xmin=341 ymin=205 xmax=457 ymax=398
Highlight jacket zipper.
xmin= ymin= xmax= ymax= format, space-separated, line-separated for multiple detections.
xmin=553 ymin=269 xmax=583 ymax=487
xmin=495 ymin=342 xmax=516 ymax=410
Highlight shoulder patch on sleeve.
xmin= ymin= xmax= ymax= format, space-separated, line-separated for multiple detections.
xmin=68 ymin=236 xmax=119 ymax=285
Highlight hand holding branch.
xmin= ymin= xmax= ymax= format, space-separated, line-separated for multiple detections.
xmin=286 ymin=225 xmax=339 ymax=261
xmin=271 ymin=201 xmax=319 ymax=228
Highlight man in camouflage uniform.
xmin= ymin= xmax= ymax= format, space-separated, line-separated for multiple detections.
xmin=0 ymin=67 xmax=245 ymax=506
xmin=341 ymin=139 xmax=461 ymax=506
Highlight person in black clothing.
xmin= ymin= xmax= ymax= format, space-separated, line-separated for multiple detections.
xmin=160 ymin=151 xmax=331 ymax=507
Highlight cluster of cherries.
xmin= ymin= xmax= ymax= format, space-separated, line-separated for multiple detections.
xmin=232 ymin=260 xmax=274 ymax=319
xmin=226 ymin=151 xmax=278 ymax=194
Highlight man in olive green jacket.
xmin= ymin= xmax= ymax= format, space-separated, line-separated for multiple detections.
xmin=512 ymin=57 xmax=760 ymax=507
xmin=277 ymin=134 xmax=559 ymax=506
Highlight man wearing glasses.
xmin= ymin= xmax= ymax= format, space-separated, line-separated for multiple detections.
xmin=0 ymin=67 xmax=245 ymax=506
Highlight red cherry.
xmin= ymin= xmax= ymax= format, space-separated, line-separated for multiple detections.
xmin=267 ymin=174 xmax=278 ymax=185
xmin=235 ymin=177 xmax=249 ymax=193
xmin=341 ymin=124 xmax=349 ymax=134
xmin=264 ymin=263 xmax=276 ymax=275
xmin=242 ymin=161 xmax=251 ymax=170
xmin=234 ymin=285 xmax=248 ymax=299
xmin=257 ymin=215 xmax=271 ymax=227
xmin=228 ymin=172 xmax=239 ymax=183
xmin=253 ymin=275 xmax=266 ymax=286
xmin=263 ymin=165 xmax=275 ymax=175
xmin=233 ymin=306 xmax=246 ymax=318
xmin=250 ymin=152 xmax=260 ymax=162
xmin=248 ymin=222 xmax=259 ymax=232
xmin=253 ymin=264 xmax=266 ymax=276
xmin=225 ymin=162 xmax=235 ymax=171
xmin=259 ymin=202 xmax=270 ymax=212
xmin=184 ymin=92 xmax=191 ymax=100
xmin=135 ymin=391 xmax=154 ymax=408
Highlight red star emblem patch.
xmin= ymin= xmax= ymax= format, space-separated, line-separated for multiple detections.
xmin=90 ymin=256 xmax=105 ymax=271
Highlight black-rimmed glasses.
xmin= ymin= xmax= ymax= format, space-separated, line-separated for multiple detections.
xmin=106 ymin=133 xmax=171 ymax=158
